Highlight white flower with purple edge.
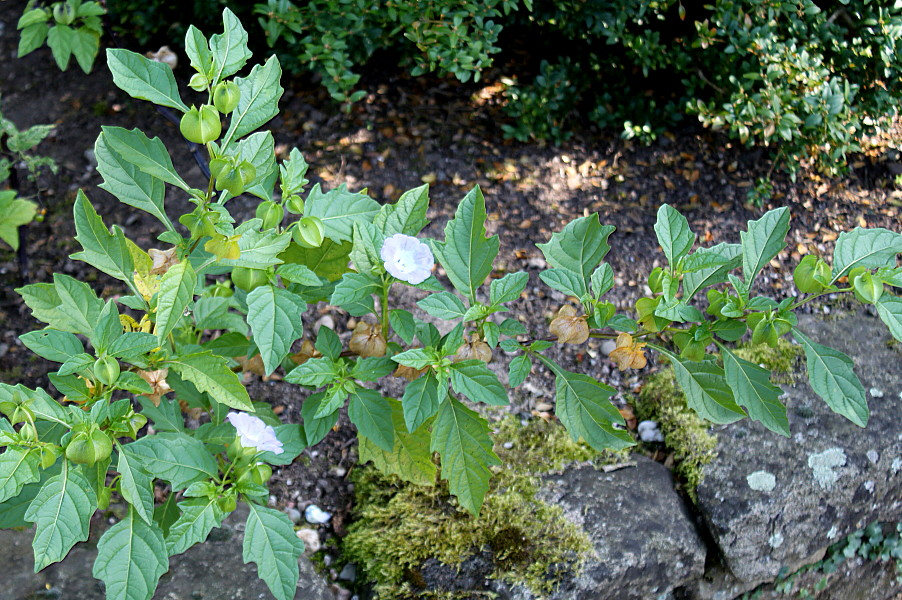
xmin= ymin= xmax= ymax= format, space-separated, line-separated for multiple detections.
xmin=226 ymin=411 xmax=284 ymax=455
xmin=380 ymin=233 xmax=434 ymax=285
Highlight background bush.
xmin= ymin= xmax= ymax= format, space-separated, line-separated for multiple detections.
xmin=101 ymin=0 xmax=902 ymax=176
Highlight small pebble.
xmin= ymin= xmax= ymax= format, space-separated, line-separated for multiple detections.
xmin=296 ymin=528 xmax=321 ymax=552
xmin=331 ymin=466 xmax=347 ymax=477
xmin=535 ymin=402 xmax=553 ymax=412
xmin=866 ymin=450 xmax=879 ymax=464
xmin=314 ymin=315 xmax=335 ymax=334
xmin=323 ymin=554 xmax=333 ymax=567
xmin=600 ymin=340 xmax=617 ymax=356
xmin=285 ymin=507 xmax=302 ymax=524
xmin=869 ymin=387 xmax=884 ymax=398
xmin=502 ymin=441 xmax=514 ymax=449
xmin=637 ymin=420 xmax=664 ymax=443
xmin=304 ymin=504 xmax=332 ymax=524
xmin=338 ymin=563 xmax=357 ymax=582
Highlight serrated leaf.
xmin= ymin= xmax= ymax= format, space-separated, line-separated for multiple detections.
xmin=667 ymin=353 xmax=747 ymax=424
xmin=552 ymin=367 xmax=634 ymax=451
xmin=314 ymin=326 xmax=341 ymax=360
xmin=450 ymin=360 xmax=508 ymax=406
xmin=389 ymin=309 xmax=416 ymax=344
xmin=108 ymin=332 xmax=160 ymax=359
xmin=101 ymin=126 xmax=190 ymax=191
xmin=418 ymin=292 xmax=467 ymax=320
xmin=218 ymin=223 xmax=292 ymax=269
xmin=246 ymin=285 xmax=306 ymax=375
xmin=683 ymin=243 xmax=742 ymax=300
xmin=721 ymin=346 xmax=789 ymax=436
xmin=280 ymin=238 xmax=352 ymax=282
xmin=392 ymin=348 xmax=434 ymax=370
xmin=257 ymin=423 xmax=306 ymax=466
xmin=540 ymin=268 xmax=587 ymax=299
xmin=165 ymin=497 xmax=224 ymax=556
xmin=305 ymin=183 xmax=380 ymax=243
xmin=166 ymin=352 xmax=253 ymax=411
xmin=358 ymin=399 xmax=436 ymax=485
xmin=401 ymin=371 xmax=442 ymax=433
xmin=537 ymin=214 xmax=614 ymax=280
xmin=210 ymin=8 xmax=252 ymax=84
xmin=243 ymin=503 xmax=305 ymax=600
xmin=18 ymin=23 xmax=48 ymax=57
xmin=330 ymin=272 xmax=381 ymax=309
xmin=793 ymin=329 xmax=868 ymax=427
xmin=508 ymin=354 xmax=531 ymax=388
xmin=184 ymin=25 xmax=213 ymax=75
xmin=276 ymin=263 xmax=323 ymax=287
xmin=25 ymin=461 xmax=96 ymax=571
xmin=47 ymin=24 xmax=75 ymax=70
xmin=348 ymin=388 xmax=394 ymax=452
xmin=875 ymin=294 xmax=902 ymax=341
xmin=19 ymin=329 xmax=83 ymax=363
xmin=117 ymin=446 xmax=155 ymax=526
xmin=93 ymin=508 xmax=168 ymax=600
xmin=70 ymin=27 xmax=100 ymax=73
xmin=654 ymin=204 xmax=696 ymax=266
xmin=0 ymin=473 xmax=44 ymax=528
xmin=300 ymin=392 xmax=339 ymax=446
xmin=590 ymin=263 xmax=614 ymax=298
xmin=741 ymin=207 xmax=790 ymax=285
xmin=374 ymin=184 xmax=430 ymax=236
xmin=125 ymin=433 xmax=218 ymax=490
xmin=106 ymin=48 xmax=189 ymax=112
xmin=222 ymin=56 xmax=284 ymax=147
xmin=285 ymin=357 xmax=338 ymax=388
xmin=351 ymin=356 xmax=395 ymax=382
xmin=225 ymin=131 xmax=279 ymax=201
xmin=155 ymin=261 xmax=196 ymax=343
xmin=349 ymin=220 xmax=385 ymax=275
xmin=0 ymin=447 xmax=41 ymax=504
xmin=831 ymin=228 xmax=902 ymax=283
xmin=431 ymin=397 xmax=500 ymax=515
xmin=70 ymin=191 xmax=135 ymax=285
xmin=433 ymin=186 xmax=498 ymax=301
xmin=0 ymin=192 xmax=37 ymax=250
xmin=17 ymin=274 xmax=104 ymax=335
xmin=489 ymin=272 xmax=528 ymax=305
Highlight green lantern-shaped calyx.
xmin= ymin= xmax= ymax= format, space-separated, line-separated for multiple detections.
xmin=93 ymin=355 xmax=120 ymax=387
xmin=189 ymin=73 xmax=210 ymax=92
xmin=256 ymin=201 xmax=284 ymax=230
xmin=213 ymin=82 xmax=241 ymax=114
xmin=293 ymin=216 xmax=325 ymax=248
xmin=285 ymin=195 xmax=305 ymax=215
xmin=180 ymin=105 xmax=221 ymax=144
xmin=231 ymin=267 xmax=269 ymax=292
xmin=793 ymin=255 xmax=831 ymax=294
xmin=211 ymin=158 xmax=256 ymax=196
xmin=66 ymin=427 xmax=113 ymax=466
xmin=852 ymin=270 xmax=883 ymax=304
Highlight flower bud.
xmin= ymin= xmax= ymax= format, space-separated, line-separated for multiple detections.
xmin=293 ymin=216 xmax=326 ymax=248
xmin=53 ymin=2 xmax=75 ymax=25
xmin=349 ymin=322 xmax=387 ymax=358
xmin=213 ymin=81 xmax=241 ymax=114
xmin=180 ymin=105 xmax=221 ymax=144
xmin=549 ymin=305 xmax=590 ymax=344
xmin=238 ymin=462 xmax=273 ymax=487
xmin=93 ymin=356 xmax=121 ymax=387
xmin=285 ymin=195 xmax=305 ymax=215
xmin=209 ymin=157 xmax=232 ymax=181
xmin=256 ymin=201 xmax=284 ymax=230
xmin=66 ymin=429 xmax=113 ymax=466
xmin=453 ymin=333 xmax=493 ymax=363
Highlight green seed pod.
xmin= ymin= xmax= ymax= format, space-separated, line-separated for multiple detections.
xmin=231 ymin=267 xmax=268 ymax=292
xmin=93 ymin=356 xmax=121 ymax=387
xmin=209 ymin=157 xmax=232 ymax=181
xmin=179 ymin=105 xmax=221 ymax=144
xmin=52 ymin=2 xmax=75 ymax=25
xmin=852 ymin=271 xmax=884 ymax=304
xmin=238 ymin=160 xmax=256 ymax=187
xmin=647 ymin=267 xmax=665 ymax=295
xmin=256 ymin=201 xmax=284 ymax=230
xmin=217 ymin=493 xmax=237 ymax=513
xmin=751 ymin=319 xmax=779 ymax=348
xmin=238 ymin=463 xmax=273 ymax=487
xmin=293 ymin=216 xmax=325 ymax=248
xmin=285 ymin=195 xmax=305 ymax=215
xmin=215 ymin=167 xmax=245 ymax=196
xmin=189 ymin=72 xmax=210 ymax=92
xmin=66 ymin=429 xmax=113 ymax=466
xmin=210 ymin=281 xmax=234 ymax=298
xmin=793 ymin=255 xmax=831 ymax=294
xmin=41 ymin=445 xmax=62 ymax=469
xmin=213 ymin=81 xmax=241 ymax=114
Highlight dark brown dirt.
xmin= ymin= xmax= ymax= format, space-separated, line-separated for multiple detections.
xmin=1 ymin=0 xmax=900 ymax=573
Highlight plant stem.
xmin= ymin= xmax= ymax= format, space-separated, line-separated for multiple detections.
xmin=788 ymin=287 xmax=851 ymax=312
xmin=380 ymin=279 xmax=392 ymax=338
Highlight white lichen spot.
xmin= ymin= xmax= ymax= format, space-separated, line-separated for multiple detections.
xmin=866 ymin=450 xmax=879 ymax=464
xmin=868 ymin=387 xmax=884 ymax=398
xmin=768 ymin=532 xmax=784 ymax=548
xmin=827 ymin=525 xmax=839 ymax=539
xmin=747 ymin=470 xmax=777 ymax=492
xmin=807 ymin=447 xmax=847 ymax=490
xmin=892 ymin=457 xmax=902 ymax=475
xmin=864 ymin=480 xmax=875 ymax=493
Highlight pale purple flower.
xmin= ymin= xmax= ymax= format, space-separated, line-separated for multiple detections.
xmin=226 ymin=411 xmax=284 ymax=455
xmin=380 ymin=233 xmax=434 ymax=284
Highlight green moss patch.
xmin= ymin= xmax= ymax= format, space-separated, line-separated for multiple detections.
xmin=343 ymin=418 xmax=628 ymax=599
xmin=734 ymin=338 xmax=802 ymax=384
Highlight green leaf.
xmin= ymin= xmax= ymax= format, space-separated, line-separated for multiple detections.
xmin=540 ymin=268 xmax=587 ymax=299
xmin=223 ymin=55 xmax=283 ymax=146
xmin=741 ymin=207 xmax=790 ymax=285
xmin=792 ymin=329 xmax=868 ymax=427
xmin=70 ymin=27 xmax=100 ymax=73
xmin=218 ymin=224 xmax=292 ymax=269
xmin=351 ymin=356 xmax=395 ymax=382
xmin=280 ymin=239 xmax=352 ymax=282
xmin=279 ymin=147 xmax=309 ymax=197
xmin=875 ymin=294 xmax=902 ymax=342
xmin=348 ymin=388 xmax=394 ymax=452
xmin=96 ymin=134 xmax=170 ymax=228
xmin=166 ymin=352 xmax=254 ymax=412
xmin=358 ymin=399 xmax=436 ymax=485
xmin=682 ymin=243 xmax=742 ymax=300
xmin=537 ymin=214 xmax=615 ymax=280
xmin=0 ymin=447 xmax=41 ymax=504
xmin=285 ymin=357 xmax=338 ymax=388
xmin=831 ymin=228 xmax=902 ymax=283
xmin=431 ymin=397 xmax=500 ymax=515
xmin=433 ymin=186 xmax=499 ymax=301
xmin=155 ymin=261 xmax=196 ymax=343
xmin=93 ymin=508 xmax=168 ymax=600
xmin=721 ymin=346 xmax=789 ymax=436
xmin=330 ymin=273 xmax=381 ymax=309
xmin=490 ymin=272 xmax=528 ymax=305
xmin=70 ymin=190 xmax=135 ymax=285
xmin=19 ymin=329 xmax=83 ymax=363
xmin=25 ymin=461 xmax=96 ymax=571
xmin=389 ymin=309 xmax=416 ymax=344
xmin=401 ymin=371 xmax=442 ymax=433
xmin=246 ymin=285 xmax=306 ymax=375
xmin=0 ymin=384 xmax=72 ymax=427
xmin=277 ymin=263 xmax=324 ymax=287
xmin=18 ymin=23 xmax=48 ymax=57
xmin=0 ymin=474 xmax=44 ymax=528
xmin=552 ymin=367 xmax=633 ymax=451
xmin=418 ymin=292 xmax=467 ymax=320
xmin=165 ymin=497 xmax=224 ymax=556
xmin=106 ymin=48 xmax=189 ymax=112
xmin=654 ymin=205 xmax=696 ymax=266
xmin=109 ymin=332 xmax=160 ymax=359
xmin=350 ymin=221 xmax=385 ymax=275
xmin=226 ymin=131 xmax=279 ymax=201
xmin=508 ymin=354 xmax=531 ymax=388
xmin=667 ymin=353 xmax=747 ymax=424
xmin=392 ymin=348 xmax=434 ymax=370
xmin=450 ymin=360 xmax=508 ymax=406
xmin=125 ymin=433 xmax=219 ymax=490
xmin=210 ymin=8 xmax=252 ymax=84
xmin=101 ymin=126 xmax=190 ymax=191
xmin=305 ymin=184 xmax=381 ymax=243
xmin=243 ymin=503 xmax=305 ymax=600
xmin=47 ymin=24 xmax=74 ymax=70
xmin=117 ymin=446 xmax=155 ymax=526
xmin=0 ymin=192 xmax=37 ymax=250
xmin=184 ymin=25 xmax=213 ymax=76
xmin=590 ymin=263 xmax=614 ymax=298
xmin=374 ymin=184 xmax=430 ymax=236
xmin=257 ymin=424 xmax=306 ymax=466
xmin=300 ymin=392 xmax=339 ymax=446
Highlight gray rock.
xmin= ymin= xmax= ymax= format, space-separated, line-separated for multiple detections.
xmin=695 ymin=312 xmax=902 ymax=586
xmin=2 ymin=505 xmax=334 ymax=600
